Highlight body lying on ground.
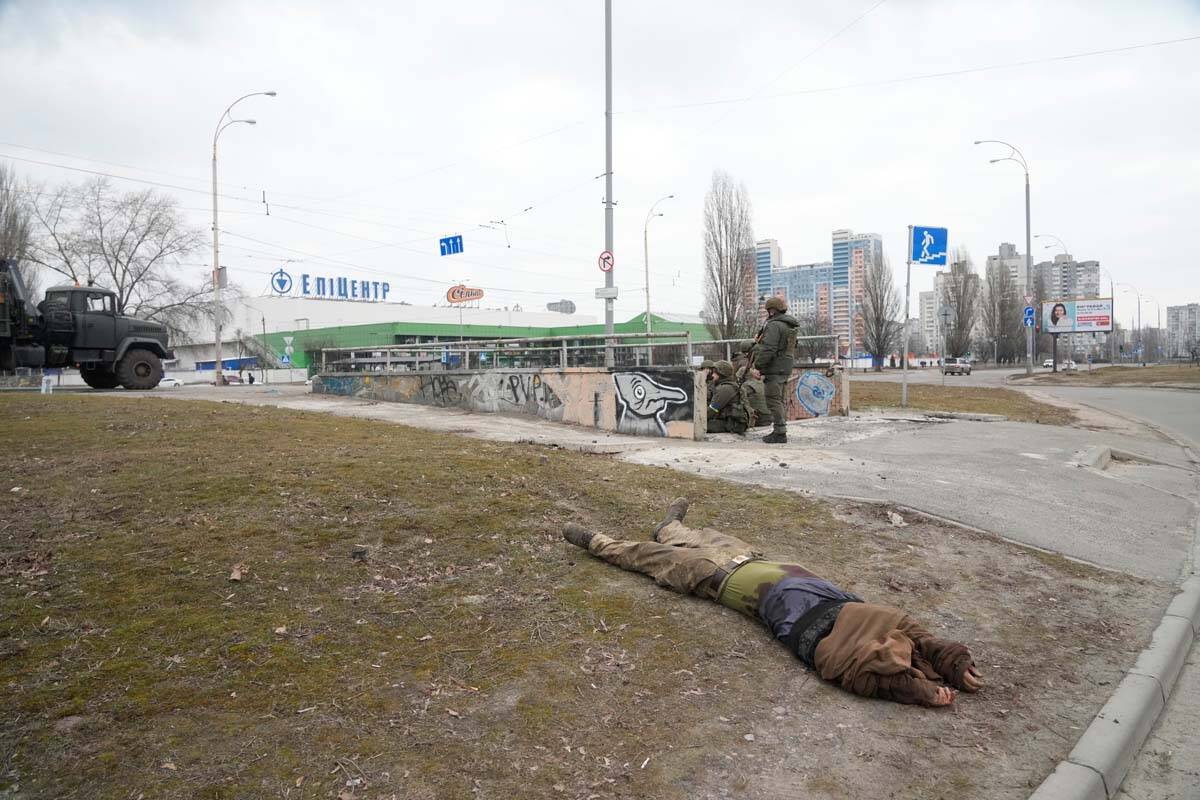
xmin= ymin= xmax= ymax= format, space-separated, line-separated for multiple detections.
xmin=563 ymin=499 xmax=984 ymax=707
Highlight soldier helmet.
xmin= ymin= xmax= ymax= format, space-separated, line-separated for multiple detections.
xmin=699 ymin=359 xmax=716 ymax=370
xmin=738 ymin=339 xmax=755 ymax=353
xmin=764 ymin=296 xmax=787 ymax=313
xmin=713 ymin=360 xmax=735 ymax=378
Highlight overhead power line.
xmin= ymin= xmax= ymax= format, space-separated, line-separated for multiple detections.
xmin=620 ymin=33 xmax=1200 ymax=114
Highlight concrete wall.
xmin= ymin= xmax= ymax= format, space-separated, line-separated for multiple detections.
xmin=786 ymin=367 xmax=848 ymax=420
xmin=313 ymin=367 xmax=705 ymax=440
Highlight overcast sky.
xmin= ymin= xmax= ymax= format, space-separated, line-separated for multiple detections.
xmin=2 ymin=0 xmax=1198 ymax=329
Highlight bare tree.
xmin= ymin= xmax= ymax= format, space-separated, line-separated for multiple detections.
xmin=860 ymin=255 xmax=901 ymax=370
xmin=939 ymin=248 xmax=981 ymax=358
xmin=26 ymin=177 xmax=217 ymax=339
xmin=795 ymin=311 xmax=834 ymax=364
xmin=0 ymin=164 xmax=32 ymax=265
xmin=980 ymin=260 xmax=1023 ymax=363
xmin=702 ymin=170 xmax=756 ymax=339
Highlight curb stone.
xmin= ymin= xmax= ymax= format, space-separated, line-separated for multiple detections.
xmin=1028 ymin=762 xmax=1107 ymax=800
xmin=1029 ymin=407 xmax=1200 ymax=800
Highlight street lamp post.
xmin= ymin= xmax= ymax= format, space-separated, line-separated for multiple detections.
xmin=975 ymin=140 xmax=1032 ymax=375
xmin=212 ymin=90 xmax=275 ymax=386
xmin=643 ymin=195 xmax=673 ymax=341
xmin=1114 ymin=282 xmax=1142 ymax=362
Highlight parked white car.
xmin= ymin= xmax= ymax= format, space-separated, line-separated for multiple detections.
xmin=158 ymin=377 xmax=183 ymax=388
xmin=1042 ymin=358 xmax=1055 ymax=368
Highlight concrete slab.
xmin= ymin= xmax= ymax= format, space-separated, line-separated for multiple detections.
xmin=1068 ymin=672 xmax=1164 ymax=797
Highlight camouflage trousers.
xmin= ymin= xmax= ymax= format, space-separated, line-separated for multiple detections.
xmin=586 ymin=521 xmax=759 ymax=597
xmin=764 ymin=376 xmax=787 ymax=433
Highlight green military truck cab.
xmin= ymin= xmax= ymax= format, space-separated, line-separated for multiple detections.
xmin=2 ymin=260 xmax=173 ymax=390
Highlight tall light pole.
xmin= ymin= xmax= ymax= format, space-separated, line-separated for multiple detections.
xmin=212 ymin=90 xmax=275 ymax=385
xmin=602 ymin=0 xmax=615 ymax=367
xmin=1114 ymin=282 xmax=1142 ymax=362
xmin=976 ymin=140 xmax=1032 ymax=375
xmin=643 ymin=194 xmax=673 ymax=338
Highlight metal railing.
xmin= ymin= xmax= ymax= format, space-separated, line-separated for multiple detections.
xmin=318 ymin=331 xmax=696 ymax=373
xmin=692 ymin=335 xmax=841 ymax=366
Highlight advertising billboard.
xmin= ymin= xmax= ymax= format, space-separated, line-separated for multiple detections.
xmin=1042 ymin=298 xmax=1113 ymax=334
xmin=447 ymin=285 xmax=485 ymax=304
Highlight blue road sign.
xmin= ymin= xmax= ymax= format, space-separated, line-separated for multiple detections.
xmin=439 ymin=235 xmax=464 ymax=256
xmin=910 ymin=226 xmax=948 ymax=266
xmin=271 ymin=268 xmax=293 ymax=294
xmin=280 ymin=353 xmax=291 ymax=366
xmin=1023 ymin=316 xmax=1035 ymax=328
xmin=1023 ymin=305 xmax=1036 ymax=319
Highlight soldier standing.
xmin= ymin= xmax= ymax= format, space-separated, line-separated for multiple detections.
xmin=751 ymin=296 xmax=799 ymax=443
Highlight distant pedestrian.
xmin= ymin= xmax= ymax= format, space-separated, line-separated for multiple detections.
xmin=751 ymin=297 xmax=799 ymax=444
xmin=248 ymin=373 xmax=256 ymax=385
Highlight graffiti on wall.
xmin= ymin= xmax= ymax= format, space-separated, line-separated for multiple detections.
xmin=612 ymin=371 xmax=692 ymax=437
xmin=786 ymin=369 xmax=841 ymax=420
xmin=316 ymin=368 xmax=700 ymax=440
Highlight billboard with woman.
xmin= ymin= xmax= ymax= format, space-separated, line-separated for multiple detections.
xmin=1042 ymin=299 xmax=1113 ymax=334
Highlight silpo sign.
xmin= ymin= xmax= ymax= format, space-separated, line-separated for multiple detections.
xmin=271 ymin=268 xmax=390 ymax=302
xmin=446 ymin=285 xmax=485 ymax=304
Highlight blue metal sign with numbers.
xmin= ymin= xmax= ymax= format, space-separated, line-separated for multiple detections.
xmin=910 ymin=226 xmax=948 ymax=266
xmin=439 ymin=235 xmax=464 ymax=256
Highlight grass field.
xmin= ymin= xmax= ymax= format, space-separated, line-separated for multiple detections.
xmin=850 ymin=381 xmax=1078 ymax=425
xmin=1015 ymin=364 xmax=1200 ymax=387
xmin=0 ymin=395 xmax=1164 ymax=799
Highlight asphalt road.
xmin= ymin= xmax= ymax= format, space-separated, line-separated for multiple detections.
xmin=1034 ymin=385 xmax=1200 ymax=450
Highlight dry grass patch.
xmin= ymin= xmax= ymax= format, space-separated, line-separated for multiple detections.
xmin=1015 ymin=364 xmax=1200 ymax=387
xmin=850 ymin=381 xmax=1077 ymax=425
xmin=0 ymin=395 xmax=1166 ymax=799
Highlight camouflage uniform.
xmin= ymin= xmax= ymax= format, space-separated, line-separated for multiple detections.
xmin=698 ymin=359 xmax=716 ymax=404
xmin=706 ymin=360 xmax=749 ymax=434
xmin=564 ymin=501 xmax=980 ymax=707
xmin=732 ymin=341 xmax=768 ymax=426
xmin=753 ymin=298 xmax=799 ymax=442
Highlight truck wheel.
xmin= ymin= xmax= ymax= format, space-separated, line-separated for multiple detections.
xmin=116 ymin=349 xmax=163 ymax=390
xmin=80 ymin=366 xmax=121 ymax=389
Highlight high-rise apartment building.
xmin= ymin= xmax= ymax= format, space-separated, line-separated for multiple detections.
xmin=1167 ymin=303 xmax=1200 ymax=357
xmin=830 ymin=229 xmax=882 ymax=356
xmin=918 ymin=290 xmax=938 ymax=354
xmin=985 ymin=243 xmax=1028 ymax=292
xmin=755 ymin=239 xmax=782 ymax=300
xmin=1033 ymin=254 xmax=1101 ymax=300
xmin=770 ymin=261 xmax=833 ymax=319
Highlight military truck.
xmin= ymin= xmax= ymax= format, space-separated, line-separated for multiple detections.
xmin=0 ymin=259 xmax=173 ymax=389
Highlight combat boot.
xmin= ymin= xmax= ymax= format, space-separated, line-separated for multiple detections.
xmin=652 ymin=497 xmax=690 ymax=541
xmin=762 ymin=430 xmax=787 ymax=444
xmin=562 ymin=523 xmax=595 ymax=549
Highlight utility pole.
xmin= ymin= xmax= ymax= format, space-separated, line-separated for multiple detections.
xmin=603 ymin=0 xmax=615 ymax=368
xmin=1024 ymin=170 xmax=1033 ymax=376
xmin=901 ymin=225 xmax=912 ymax=407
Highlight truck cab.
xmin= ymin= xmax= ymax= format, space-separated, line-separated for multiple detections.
xmin=42 ymin=286 xmax=119 ymax=361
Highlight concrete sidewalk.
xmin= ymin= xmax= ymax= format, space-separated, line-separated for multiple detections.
xmin=166 ymin=384 xmax=1197 ymax=581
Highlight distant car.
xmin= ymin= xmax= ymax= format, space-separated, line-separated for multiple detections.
xmin=158 ymin=377 xmax=183 ymax=388
xmin=1042 ymin=358 xmax=1055 ymax=368
xmin=1064 ymin=360 xmax=1077 ymax=370
xmin=942 ymin=357 xmax=972 ymax=376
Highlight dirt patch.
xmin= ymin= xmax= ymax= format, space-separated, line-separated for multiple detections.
xmin=0 ymin=395 xmax=1170 ymax=799
xmin=851 ymin=381 xmax=1077 ymax=425
xmin=1013 ymin=364 xmax=1200 ymax=387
